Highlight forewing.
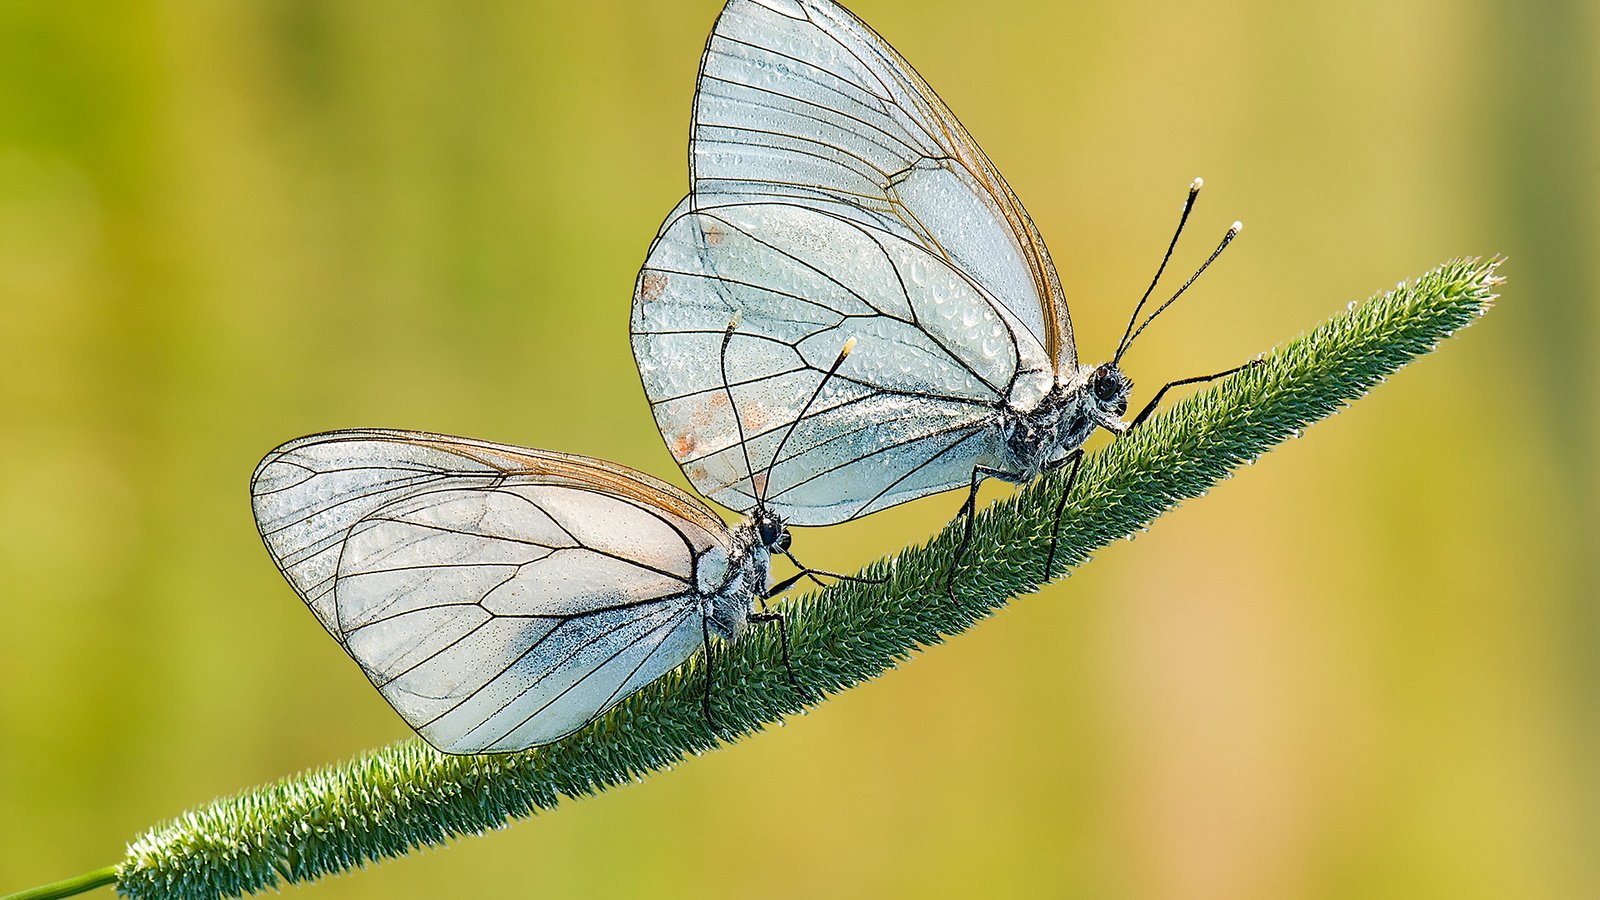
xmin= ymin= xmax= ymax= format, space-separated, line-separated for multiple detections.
xmin=690 ymin=0 xmax=1075 ymax=369
xmin=250 ymin=430 xmax=732 ymax=753
xmin=633 ymin=201 xmax=1051 ymax=524
xmin=251 ymin=429 xmax=727 ymax=635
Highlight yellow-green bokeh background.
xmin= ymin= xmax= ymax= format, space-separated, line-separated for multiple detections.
xmin=2 ymin=1 xmax=1594 ymax=898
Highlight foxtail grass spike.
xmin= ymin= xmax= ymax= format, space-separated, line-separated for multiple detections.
xmin=8 ymin=259 xmax=1500 ymax=900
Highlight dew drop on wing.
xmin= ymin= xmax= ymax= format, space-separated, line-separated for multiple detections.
xmin=904 ymin=255 xmax=931 ymax=290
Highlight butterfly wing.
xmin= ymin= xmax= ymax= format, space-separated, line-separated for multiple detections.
xmin=251 ymin=429 xmax=733 ymax=753
xmin=633 ymin=200 xmax=1054 ymax=524
xmin=689 ymin=0 xmax=1075 ymax=370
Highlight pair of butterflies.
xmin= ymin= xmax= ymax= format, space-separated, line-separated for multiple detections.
xmin=252 ymin=0 xmax=1239 ymax=755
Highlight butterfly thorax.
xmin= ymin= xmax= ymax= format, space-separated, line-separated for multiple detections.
xmin=702 ymin=510 xmax=783 ymax=639
xmin=998 ymin=363 xmax=1133 ymax=479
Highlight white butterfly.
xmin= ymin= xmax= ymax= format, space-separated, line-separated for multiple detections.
xmin=631 ymin=0 xmax=1241 ymax=574
xmin=250 ymin=429 xmax=797 ymax=754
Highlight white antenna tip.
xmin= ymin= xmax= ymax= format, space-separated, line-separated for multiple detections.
xmin=1191 ymin=177 xmax=1204 ymax=190
xmin=727 ymin=310 xmax=742 ymax=329
xmin=1229 ymin=221 xmax=1244 ymax=235
xmin=841 ymin=336 xmax=858 ymax=357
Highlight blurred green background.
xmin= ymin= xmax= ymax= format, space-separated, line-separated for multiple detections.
xmin=1 ymin=1 xmax=1593 ymax=898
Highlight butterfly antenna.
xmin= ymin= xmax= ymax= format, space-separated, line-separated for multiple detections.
xmin=720 ymin=313 xmax=761 ymax=508
xmin=1114 ymin=178 xmax=1203 ymax=364
xmin=758 ymin=336 xmax=858 ymax=504
xmin=1117 ymin=220 xmax=1243 ymax=362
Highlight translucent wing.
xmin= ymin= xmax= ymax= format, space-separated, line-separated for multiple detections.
xmin=251 ymin=429 xmax=734 ymax=753
xmin=633 ymin=200 xmax=1054 ymax=525
xmin=689 ymin=0 xmax=1075 ymax=370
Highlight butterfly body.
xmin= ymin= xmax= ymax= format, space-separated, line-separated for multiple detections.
xmin=699 ymin=517 xmax=773 ymax=639
xmin=994 ymin=364 xmax=1132 ymax=482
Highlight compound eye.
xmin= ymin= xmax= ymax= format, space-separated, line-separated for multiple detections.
xmin=757 ymin=515 xmax=787 ymax=550
xmin=1093 ymin=372 xmax=1119 ymax=402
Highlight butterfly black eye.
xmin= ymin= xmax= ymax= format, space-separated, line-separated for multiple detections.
xmin=1092 ymin=368 xmax=1121 ymax=402
xmin=757 ymin=514 xmax=786 ymax=550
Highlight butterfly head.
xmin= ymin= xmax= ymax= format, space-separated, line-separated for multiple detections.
xmin=1087 ymin=362 xmax=1132 ymax=432
xmin=752 ymin=503 xmax=792 ymax=555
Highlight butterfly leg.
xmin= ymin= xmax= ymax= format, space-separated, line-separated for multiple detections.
xmin=749 ymin=609 xmax=811 ymax=703
xmin=945 ymin=465 xmax=1014 ymax=604
xmin=780 ymin=546 xmax=884 ymax=590
xmin=1128 ymin=359 xmax=1263 ymax=430
xmin=765 ymin=568 xmax=811 ymax=598
xmin=1041 ymin=449 xmax=1086 ymax=580
xmin=700 ymin=616 xmax=716 ymax=731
